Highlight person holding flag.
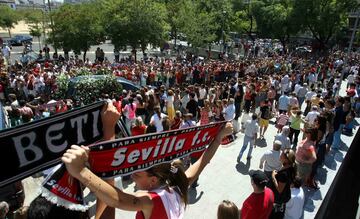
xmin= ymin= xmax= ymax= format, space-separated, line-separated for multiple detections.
xmin=61 ymin=103 xmax=233 ymax=219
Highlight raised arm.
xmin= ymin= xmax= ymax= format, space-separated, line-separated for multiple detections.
xmin=185 ymin=122 xmax=233 ymax=186
xmin=62 ymin=145 xmax=152 ymax=212
xmin=94 ymin=103 xmax=119 ymax=219
xmin=62 ymin=103 xmax=153 ymax=214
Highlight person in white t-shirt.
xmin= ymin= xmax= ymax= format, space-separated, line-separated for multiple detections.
xmin=238 ymin=114 xmax=259 ymax=162
xmin=304 ymin=106 xmax=320 ymax=127
xmin=150 ymin=106 xmax=165 ymax=133
xmin=259 ymin=140 xmax=282 ymax=179
xmin=284 ymin=176 xmax=305 ymax=219
xmin=1 ymin=45 xmax=11 ymax=62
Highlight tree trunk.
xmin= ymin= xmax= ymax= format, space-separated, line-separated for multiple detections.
xmin=8 ymin=28 xmax=11 ymax=38
xmin=281 ymin=40 xmax=287 ymax=55
xmin=83 ymin=50 xmax=87 ymax=62
xmin=174 ymin=30 xmax=177 ymax=47
xmin=132 ymin=47 xmax=137 ymax=62
xmin=38 ymin=36 xmax=42 ymax=52
xmin=64 ymin=50 xmax=69 ymax=60
xmin=208 ymin=44 xmax=212 ymax=59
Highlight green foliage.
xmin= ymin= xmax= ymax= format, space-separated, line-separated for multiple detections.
xmin=103 ymin=0 xmax=169 ymax=55
xmin=162 ymin=0 xmax=188 ymax=43
xmin=18 ymin=8 xmax=45 ymax=25
xmin=253 ymin=0 xmax=296 ymax=46
xmin=49 ymin=2 xmax=104 ymax=60
xmin=179 ymin=0 xmax=232 ymax=48
xmin=29 ymin=25 xmax=42 ymax=38
xmin=183 ymin=10 xmax=218 ymax=48
xmin=293 ymin=0 xmax=359 ymax=48
xmin=231 ymin=1 xmax=258 ymax=40
xmin=0 ymin=5 xmax=19 ymax=37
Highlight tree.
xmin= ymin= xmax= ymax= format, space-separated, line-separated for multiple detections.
xmin=29 ymin=25 xmax=42 ymax=51
xmin=19 ymin=9 xmax=46 ymax=50
xmin=179 ymin=0 xmax=232 ymax=53
xmin=253 ymin=0 xmax=296 ymax=53
xmin=162 ymin=0 xmax=188 ymax=47
xmin=231 ymin=0 xmax=257 ymax=41
xmin=103 ymin=0 xmax=169 ymax=61
xmin=0 ymin=5 xmax=19 ymax=38
xmin=182 ymin=10 xmax=218 ymax=49
xmin=197 ymin=0 xmax=233 ymax=44
xmin=293 ymin=0 xmax=358 ymax=50
xmin=49 ymin=2 xmax=104 ymax=60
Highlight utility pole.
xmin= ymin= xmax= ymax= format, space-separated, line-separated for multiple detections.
xmin=47 ymin=0 xmax=57 ymax=53
xmin=222 ymin=10 xmax=227 ymax=54
xmin=42 ymin=0 xmax=47 ymax=49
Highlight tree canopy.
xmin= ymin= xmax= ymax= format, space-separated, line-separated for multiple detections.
xmin=103 ymin=0 xmax=168 ymax=60
xmin=293 ymin=0 xmax=358 ymax=49
xmin=49 ymin=3 xmax=104 ymax=60
xmin=0 ymin=5 xmax=19 ymax=37
xmin=41 ymin=0 xmax=360 ymax=54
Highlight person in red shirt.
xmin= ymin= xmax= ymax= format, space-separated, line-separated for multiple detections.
xmin=61 ymin=103 xmax=234 ymax=219
xmin=241 ymin=170 xmax=274 ymax=219
xmin=131 ymin=117 xmax=147 ymax=136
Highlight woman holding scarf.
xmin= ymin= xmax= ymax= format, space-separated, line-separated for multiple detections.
xmin=62 ymin=103 xmax=233 ymax=219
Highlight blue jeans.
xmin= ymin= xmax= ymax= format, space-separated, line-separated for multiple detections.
xmin=298 ymin=96 xmax=305 ymax=107
xmin=238 ymin=135 xmax=254 ymax=159
xmin=332 ymin=124 xmax=344 ymax=149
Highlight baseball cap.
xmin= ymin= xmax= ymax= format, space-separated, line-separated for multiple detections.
xmin=249 ymin=170 xmax=268 ymax=188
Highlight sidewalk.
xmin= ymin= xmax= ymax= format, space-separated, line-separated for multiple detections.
xmin=0 ymin=21 xmax=30 ymax=38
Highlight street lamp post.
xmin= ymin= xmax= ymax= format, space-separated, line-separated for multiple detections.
xmin=47 ymin=0 xmax=57 ymax=54
xmin=222 ymin=10 xmax=227 ymax=54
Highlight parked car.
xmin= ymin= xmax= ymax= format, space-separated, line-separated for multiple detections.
xmin=295 ymin=46 xmax=312 ymax=53
xmin=9 ymin=35 xmax=33 ymax=46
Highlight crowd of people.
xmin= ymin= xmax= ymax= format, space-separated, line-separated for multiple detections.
xmin=0 ymin=40 xmax=360 ymax=219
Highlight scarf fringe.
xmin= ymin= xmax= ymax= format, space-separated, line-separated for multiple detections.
xmin=41 ymin=187 xmax=89 ymax=212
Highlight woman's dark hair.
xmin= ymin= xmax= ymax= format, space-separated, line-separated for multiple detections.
xmin=146 ymin=160 xmax=189 ymax=206
xmin=128 ymin=97 xmax=134 ymax=110
xmin=305 ymin=128 xmax=318 ymax=141
xmin=217 ymin=200 xmax=239 ymax=219
xmin=137 ymin=96 xmax=143 ymax=106
xmin=18 ymin=99 xmax=26 ymax=107
xmin=145 ymin=123 xmax=157 ymax=134
xmin=154 ymin=106 xmax=161 ymax=119
xmin=27 ymin=196 xmax=89 ymax=219
xmin=316 ymin=115 xmax=327 ymax=133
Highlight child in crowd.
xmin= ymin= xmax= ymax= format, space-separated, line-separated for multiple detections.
xmin=276 ymin=111 xmax=289 ymax=133
xmin=217 ymin=200 xmax=239 ymax=219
